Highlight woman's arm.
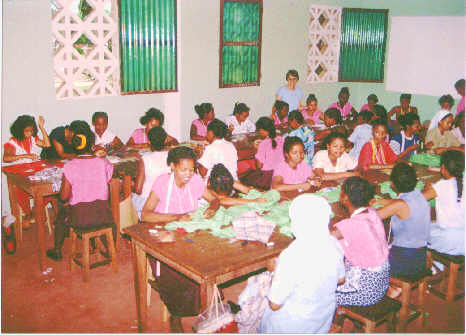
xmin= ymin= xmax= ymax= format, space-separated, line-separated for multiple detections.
xmin=166 ymin=134 xmax=179 ymax=146
xmin=268 ymin=300 xmax=282 ymax=311
xmin=202 ymin=189 xmax=221 ymax=219
xmin=255 ymin=158 xmax=263 ymax=170
xmin=2 ymin=145 xmax=38 ymax=162
xmin=141 ymin=191 xmax=190 ymax=223
xmin=271 ymin=175 xmax=312 ymax=192
xmin=197 ymin=163 xmax=208 ymax=178
xmin=126 ymin=136 xmax=150 ymax=150
xmin=376 ymin=199 xmax=409 ymax=220
xmin=53 ymin=139 xmax=77 ymax=159
xmin=60 ymin=175 xmax=72 ymax=202
xmin=422 ymin=185 xmax=437 ymax=201
xmin=134 ymin=159 xmax=145 ymax=195
xmin=110 ymin=136 xmax=124 ymax=150
xmin=396 ymin=144 xmax=420 ymax=160
xmin=387 ymin=107 xmax=397 ymax=120
xmin=36 ymin=116 xmax=51 ymax=148
xmin=313 ymin=168 xmax=359 ymax=181
xmin=233 ymin=180 xmax=252 ymax=194
xmin=190 ymin=124 xmax=206 ymax=141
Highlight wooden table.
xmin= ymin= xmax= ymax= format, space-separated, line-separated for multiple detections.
xmin=123 ymin=222 xmax=292 ymax=332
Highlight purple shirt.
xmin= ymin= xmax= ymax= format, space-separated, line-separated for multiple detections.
xmin=255 ymin=136 xmax=284 ymax=171
xmin=152 ymin=173 xmax=206 ymax=214
xmin=272 ymin=160 xmax=313 ymax=184
xmin=130 ymin=128 xmax=148 ymax=144
xmin=63 ymin=157 xmax=114 ymax=206
xmin=329 ymin=102 xmax=353 ymax=117
xmin=301 ymin=108 xmax=322 ymax=124
xmin=457 ymin=96 xmax=465 ymax=115
xmin=191 ymin=119 xmax=210 ymax=138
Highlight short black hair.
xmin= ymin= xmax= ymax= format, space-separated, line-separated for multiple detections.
xmin=438 ymin=94 xmax=454 ymax=107
xmin=359 ymin=110 xmax=374 ymax=123
xmin=288 ymin=110 xmax=304 ymax=124
xmin=338 ymin=87 xmax=350 ymax=98
xmin=194 ymin=103 xmax=213 ymax=120
xmin=274 ymin=100 xmax=289 ymax=112
xmin=372 ymin=104 xmax=388 ymax=124
xmin=371 ymin=118 xmax=388 ymax=130
xmin=209 ymin=163 xmax=234 ymax=195
xmin=71 ymin=123 xmax=95 ymax=155
xmin=398 ymin=112 xmax=420 ymax=130
xmin=10 ymin=115 xmax=38 ymax=141
xmin=323 ymin=131 xmax=346 ymax=148
xmin=286 ymin=69 xmax=299 ymax=80
xmin=400 ymin=93 xmax=412 ymax=101
xmin=306 ymin=93 xmax=317 ymax=105
xmin=367 ymin=94 xmax=378 ymax=103
xmin=283 ymin=136 xmax=304 ymax=154
xmin=92 ymin=111 xmax=108 ymax=124
xmin=140 ymin=108 xmax=164 ymax=126
xmin=207 ymin=119 xmax=228 ymax=139
xmin=69 ymin=120 xmax=92 ymax=135
xmin=233 ymin=102 xmax=250 ymax=116
xmin=342 ymin=176 xmax=376 ymax=207
xmin=454 ymin=79 xmax=465 ymax=89
xmin=390 ymin=162 xmax=417 ymax=193
xmin=167 ymin=146 xmax=196 ymax=165
xmin=325 ymin=108 xmax=342 ymax=124
xmin=255 ymin=116 xmax=278 ymax=148
xmin=147 ymin=126 xmax=167 ymax=151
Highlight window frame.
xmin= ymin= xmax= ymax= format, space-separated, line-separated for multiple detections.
xmin=219 ymin=0 xmax=263 ymax=88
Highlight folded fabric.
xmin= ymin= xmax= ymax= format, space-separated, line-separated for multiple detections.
xmin=232 ymin=210 xmax=276 ymax=244
xmin=409 ymin=153 xmax=441 ymax=167
xmin=313 ymin=185 xmax=342 ymax=203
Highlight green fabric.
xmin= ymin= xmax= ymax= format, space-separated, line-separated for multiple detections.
xmin=378 ymin=181 xmax=435 ymax=207
xmin=409 ymin=153 xmax=441 ymax=167
xmin=313 ymin=186 xmax=342 ymax=203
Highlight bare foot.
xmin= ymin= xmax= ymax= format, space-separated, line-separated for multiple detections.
xmin=22 ymin=216 xmax=32 ymax=230
xmin=387 ymin=286 xmax=402 ymax=299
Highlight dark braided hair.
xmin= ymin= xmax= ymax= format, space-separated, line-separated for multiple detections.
xmin=441 ymin=150 xmax=464 ymax=202
xmin=209 ymin=164 xmax=234 ymax=195
xmin=342 ymin=176 xmax=376 ymax=207
xmin=256 ymin=117 xmax=278 ymax=148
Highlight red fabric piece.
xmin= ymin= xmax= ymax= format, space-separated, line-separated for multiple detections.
xmin=176 ymin=228 xmax=187 ymax=234
xmin=216 ymin=321 xmax=238 ymax=333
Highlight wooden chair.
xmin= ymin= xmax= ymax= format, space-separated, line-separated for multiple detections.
xmin=17 ymin=196 xmax=57 ymax=241
xmin=426 ymin=249 xmax=465 ymax=303
xmin=389 ymin=268 xmax=431 ymax=332
xmin=334 ymin=296 xmax=401 ymax=333
xmin=69 ymin=224 xmax=117 ymax=282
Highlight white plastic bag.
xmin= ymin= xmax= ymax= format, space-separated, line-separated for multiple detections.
xmin=195 ymin=285 xmax=235 ymax=333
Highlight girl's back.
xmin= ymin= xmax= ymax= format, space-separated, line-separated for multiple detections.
xmin=63 ymin=157 xmax=113 ymax=206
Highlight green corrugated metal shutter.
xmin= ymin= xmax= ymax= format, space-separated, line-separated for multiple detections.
xmin=339 ymin=9 xmax=388 ymax=82
xmin=220 ymin=1 xmax=262 ymax=87
xmin=120 ymin=0 xmax=177 ymax=93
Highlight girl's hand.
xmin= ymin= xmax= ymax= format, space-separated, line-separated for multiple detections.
xmin=95 ymin=149 xmax=106 ymax=158
xmin=309 ymin=176 xmax=322 ymax=188
xmin=25 ymin=154 xmax=39 ymax=160
xmin=203 ymin=208 xmax=217 ymax=219
xmin=302 ymin=182 xmax=312 ymax=192
xmin=424 ymin=141 xmax=434 ymax=150
xmin=38 ymin=116 xmax=45 ymax=128
xmin=254 ymin=197 xmax=268 ymax=203
xmin=178 ymin=214 xmax=191 ymax=222
xmin=228 ymin=125 xmax=235 ymax=132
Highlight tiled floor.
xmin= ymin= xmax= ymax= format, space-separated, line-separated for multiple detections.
xmin=2 ymin=223 xmax=465 ymax=333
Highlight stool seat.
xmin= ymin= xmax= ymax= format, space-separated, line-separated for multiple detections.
xmin=427 ymin=249 xmax=464 ymax=303
xmin=428 ymin=249 xmax=465 ymax=264
xmin=72 ymin=223 xmax=115 ymax=234
xmin=392 ymin=268 xmax=432 ymax=283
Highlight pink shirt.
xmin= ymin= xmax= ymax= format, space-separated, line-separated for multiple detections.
xmin=191 ymin=119 xmax=210 ymax=138
xmin=329 ymin=102 xmax=353 ymax=117
xmin=130 ymin=128 xmax=148 ymax=144
xmin=63 ymin=157 xmax=114 ymax=206
xmin=335 ymin=208 xmax=389 ymax=269
xmin=272 ymin=114 xmax=288 ymax=127
xmin=255 ymin=136 xmax=284 ymax=171
xmin=457 ymin=96 xmax=465 ymax=115
xmin=272 ymin=160 xmax=313 ymax=184
xmin=301 ymin=108 xmax=322 ymax=124
xmin=152 ymin=173 xmax=206 ymax=214
xmin=360 ymin=104 xmax=370 ymax=112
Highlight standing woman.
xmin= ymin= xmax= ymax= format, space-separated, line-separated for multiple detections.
xmin=328 ymin=87 xmax=358 ymax=120
xmin=455 ymin=79 xmax=465 ymax=115
xmin=225 ymin=102 xmax=256 ymax=135
xmin=388 ymin=93 xmax=418 ymax=121
xmin=275 ymin=69 xmax=303 ymax=112
xmin=190 ymin=103 xmax=215 ymax=141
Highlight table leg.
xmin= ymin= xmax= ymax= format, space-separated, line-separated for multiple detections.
xmin=199 ymin=280 xmax=215 ymax=312
xmin=109 ymin=178 xmax=121 ymax=250
xmin=32 ymin=191 xmax=46 ymax=272
xmin=132 ymin=241 xmax=147 ymax=332
xmin=6 ymin=177 xmax=22 ymax=247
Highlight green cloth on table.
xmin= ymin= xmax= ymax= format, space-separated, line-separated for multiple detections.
xmin=409 ymin=153 xmax=441 ymax=167
xmin=313 ymin=185 xmax=342 ymax=203
xmin=377 ymin=181 xmax=435 ymax=207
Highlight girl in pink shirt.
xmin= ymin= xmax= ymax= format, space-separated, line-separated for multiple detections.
xmin=127 ymin=108 xmax=178 ymax=149
xmin=328 ymin=87 xmax=358 ymax=120
xmin=360 ymin=94 xmax=378 ymax=113
xmin=272 ymin=136 xmax=321 ymax=192
xmin=46 ymin=125 xmax=115 ymax=261
xmin=270 ymin=100 xmax=289 ymax=129
xmin=190 ymin=103 xmax=215 ymax=141
xmin=301 ymin=94 xmax=323 ymax=126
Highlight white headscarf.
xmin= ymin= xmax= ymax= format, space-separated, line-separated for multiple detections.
xmin=428 ymin=109 xmax=453 ymax=131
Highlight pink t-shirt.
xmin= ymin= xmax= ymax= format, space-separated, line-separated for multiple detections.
xmin=191 ymin=119 xmax=210 ymax=138
xmin=360 ymin=104 xmax=370 ymax=112
xmin=152 ymin=173 xmax=206 ymax=214
xmin=457 ymin=96 xmax=465 ymax=115
xmin=329 ymin=102 xmax=353 ymax=117
xmin=272 ymin=114 xmax=288 ymax=127
xmin=63 ymin=157 xmax=114 ymax=206
xmin=335 ymin=208 xmax=389 ymax=269
xmin=130 ymin=128 xmax=148 ymax=144
xmin=301 ymin=108 xmax=322 ymax=124
xmin=255 ymin=136 xmax=284 ymax=171
xmin=272 ymin=160 xmax=313 ymax=184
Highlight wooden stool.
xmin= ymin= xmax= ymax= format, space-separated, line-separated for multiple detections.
xmin=335 ymin=296 xmax=401 ymax=333
xmin=427 ymin=249 xmax=465 ymax=302
xmin=69 ymin=225 xmax=118 ymax=282
xmin=389 ymin=268 xmax=431 ymax=332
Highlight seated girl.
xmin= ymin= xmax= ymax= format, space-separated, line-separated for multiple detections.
xmin=425 ymin=110 xmax=463 ymax=154
xmin=348 ymin=110 xmax=373 ymax=160
xmin=423 ymin=150 xmax=465 ymax=256
xmin=360 ymin=94 xmax=378 ymax=113
xmin=388 ymin=93 xmax=418 ymax=121
xmin=127 ymin=108 xmax=178 ymax=149
xmin=331 ymin=177 xmax=390 ymax=306
xmin=312 ymin=132 xmax=359 ymax=181
xmin=358 ymin=119 xmax=398 ymax=171
xmin=40 ymin=120 xmax=90 ymax=160
xmin=92 ymin=111 xmax=123 ymax=150
xmin=373 ymin=162 xmax=430 ymax=278
xmin=260 ymin=194 xmax=345 ymax=333
xmin=132 ymin=127 xmax=171 ymax=218
xmin=3 ymin=115 xmax=50 ymax=164
xmin=452 ymin=111 xmax=465 ymax=144
xmin=389 ymin=113 xmax=421 ymax=161
xmin=328 ymin=87 xmax=358 ymax=120
xmin=208 ymin=164 xmax=266 ymax=206
xmin=285 ymin=111 xmax=315 ymax=165
xmin=225 ymin=102 xmax=256 ymax=135
xmin=271 ymin=136 xmax=321 ymax=192
xmin=314 ymin=108 xmax=347 ymax=143
xmin=270 ymin=100 xmax=289 ymax=129
xmin=3 ymin=115 xmax=51 ymax=228
xmin=301 ymin=93 xmax=323 ymax=126
xmin=190 ymin=103 xmax=215 ymax=141
xmin=46 ymin=125 xmax=115 ymax=261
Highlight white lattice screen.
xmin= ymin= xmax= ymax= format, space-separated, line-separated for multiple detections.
xmin=51 ymin=0 xmax=119 ymax=99
xmin=307 ymin=5 xmax=342 ymax=83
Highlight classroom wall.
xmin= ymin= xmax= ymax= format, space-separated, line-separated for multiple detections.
xmin=1 ymin=0 xmax=464 ymax=212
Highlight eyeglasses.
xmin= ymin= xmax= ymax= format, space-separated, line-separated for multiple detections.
xmin=288 ymin=77 xmax=298 ymax=81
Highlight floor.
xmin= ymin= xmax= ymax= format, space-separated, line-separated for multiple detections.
xmin=2 ymin=222 xmax=465 ymax=333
